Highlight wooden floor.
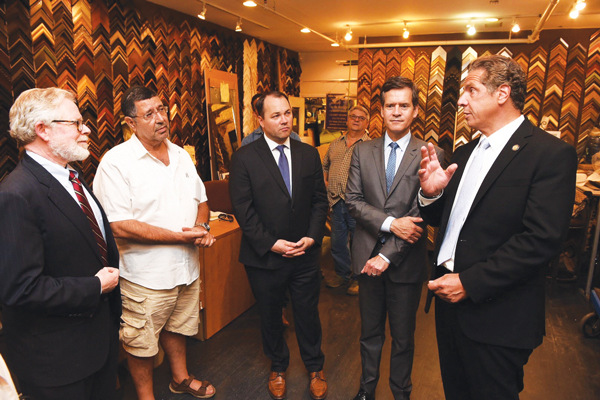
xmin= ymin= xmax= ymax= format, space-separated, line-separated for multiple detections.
xmin=114 ymin=237 xmax=600 ymax=400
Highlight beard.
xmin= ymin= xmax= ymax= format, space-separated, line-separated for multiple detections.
xmin=49 ymin=136 xmax=90 ymax=162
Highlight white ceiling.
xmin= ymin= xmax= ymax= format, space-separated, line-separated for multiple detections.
xmin=147 ymin=0 xmax=600 ymax=53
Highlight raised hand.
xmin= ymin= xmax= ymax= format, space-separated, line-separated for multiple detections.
xmin=418 ymin=143 xmax=457 ymax=197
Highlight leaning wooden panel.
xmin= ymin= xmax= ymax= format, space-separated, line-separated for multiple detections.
xmin=73 ymin=0 xmax=98 ymax=181
xmin=91 ymin=0 xmax=115 ymax=160
xmin=559 ymin=43 xmax=587 ymax=146
xmin=542 ymin=38 xmax=568 ymax=132
xmin=30 ymin=0 xmax=57 ymax=88
xmin=369 ymin=48 xmax=386 ymax=138
xmin=454 ymin=47 xmax=477 ymax=150
xmin=524 ymin=46 xmax=548 ymax=127
xmin=438 ymin=46 xmax=461 ymax=161
xmin=7 ymin=0 xmax=35 ymax=99
xmin=0 ymin=1 xmax=18 ymax=182
xmin=401 ymin=48 xmax=415 ymax=81
xmin=412 ymin=50 xmax=430 ymax=140
xmin=386 ymin=48 xmax=401 ymax=80
xmin=53 ymin=0 xmax=76 ymax=92
xmin=579 ymin=29 xmax=600 ymax=156
xmin=357 ymin=48 xmax=373 ymax=113
xmin=424 ymin=46 xmax=446 ymax=147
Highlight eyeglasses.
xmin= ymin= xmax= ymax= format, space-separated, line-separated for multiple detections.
xmin=348 ymin=115 xmax=367 ymax=121
xmin=218 ymin=213 xmax=234 ymax=222
xmin=131 ymin=105 xmax=168 ymax=122
xmin=51 ymin=120 xmax=87 ymax=132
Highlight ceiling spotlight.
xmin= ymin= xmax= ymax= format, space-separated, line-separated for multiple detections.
xmin=198 ymin=2 xmax=206 ymax=20
xmin=331 ymin=42 xmax=340 ymax=47
xmin=569 ymin=7 xmax=579 ymax=19
xmin=243 ymin=1 xmax=257 ymax=6
xmin=467 ymin=21 xmax=476 ymax=36
xmin=402 ymin=21 xmax=409 ymax=39
xmin=345 ymin=28 xmax=353 ymax=41
xmin=235 ymin=18 xmax=242 ymax=32
xmin=301 ymin=27 xmax=311 ymax=33
xmin=575 ymin=0 xmax=586 ymax=11
xmin=511 ymin=19 xmax=520 ymax=33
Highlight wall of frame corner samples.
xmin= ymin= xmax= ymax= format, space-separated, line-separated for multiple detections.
xmin=357 ymin=28 xmax=600 ymax=165
xmin=0 ymin=0 xmax=301 ymax=183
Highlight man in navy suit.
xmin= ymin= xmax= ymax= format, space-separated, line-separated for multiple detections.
xmin=0 ymin=88 xmax=121 ymax=399
xmin=229 ymin=91 xmax=329 ymax=399
xmin=419 ymin=55 xmax=577 ymax=400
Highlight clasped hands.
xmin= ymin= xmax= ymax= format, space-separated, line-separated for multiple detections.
xmin=181 ymin=226 xmax=216 ymax=248
xmin=271 ymin=237 xmax=315 ymax=258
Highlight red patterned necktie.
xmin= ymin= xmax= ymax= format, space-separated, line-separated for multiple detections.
xmin=69 ymin=171 xmax=108 ymax=267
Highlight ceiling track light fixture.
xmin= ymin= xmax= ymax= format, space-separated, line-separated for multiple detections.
xmin=345 ymin=26 xmax=353 ymax=41
xmin=570 ymin=0 xmax=585 ymax=19
xmin=511 ymin=18 xmax=520 ymax=33
xmin=331 ymin=32 xmax=340 ymax=47
xmin=198 ymin=2 xmax=206 ymax=19
xmin=467 ymin=20 xmax=476 ymax=36
xmin=575 ymin=0 xmax=587 ymax=11
xmin=402 ymin=21 xmax=409 ymax=39
xmin=235 ymin=18 xmax=242 ymax=32
xmin=301 ymin=27 xmax=310 ymax=33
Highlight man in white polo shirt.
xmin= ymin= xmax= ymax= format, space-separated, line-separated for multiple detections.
xmin=94 ymin=86 xmax=216 ymax=400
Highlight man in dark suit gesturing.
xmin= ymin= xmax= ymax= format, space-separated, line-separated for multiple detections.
xmin=419 ymin=55 xmax=577 ymax=399
xmin=346 ymin=76 xmax=444 ymax=400
xmin=0 ymin=88 xmax=121 ymax=399
xmin=229 ymin=91 xmax=329 ymax=400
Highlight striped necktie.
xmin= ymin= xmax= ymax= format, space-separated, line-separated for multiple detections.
xmin=69 ymin=171 xmax=108 ymax=267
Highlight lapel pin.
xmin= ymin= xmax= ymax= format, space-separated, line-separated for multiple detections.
xmin=512 ymin=144 xmax=520 ymax=151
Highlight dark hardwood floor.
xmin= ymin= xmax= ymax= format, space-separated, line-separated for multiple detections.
xmin=115 ymin=237 xmax=600 ymax=400
xmin=1 ymin=236 xmax=596 ymax=399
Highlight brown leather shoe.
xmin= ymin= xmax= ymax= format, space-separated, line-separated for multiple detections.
xmin=268 ymin=371 xmax=286 ymax=399
xmin=309 ymin=370 xmax=327 ymax=399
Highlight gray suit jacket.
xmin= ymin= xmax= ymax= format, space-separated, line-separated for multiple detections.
xmin=346 ymin=134 xmax=444 ymax=283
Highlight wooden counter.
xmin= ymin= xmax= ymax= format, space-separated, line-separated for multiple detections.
xmin=196 ymin=217 xmax=255 ymax=340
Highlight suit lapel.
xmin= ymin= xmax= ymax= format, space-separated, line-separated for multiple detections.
xmin=254 ymin=136 xmax=292 ymax=199
xmin=22 ymin=155 xmax=105 ymax=266
xmin=370 ymin=137 xmax=387 ymax=195
xmin=388 ymin=135 xmax=419 ymax=197
xmin=290 ymin=139 xmax=302 ymax=206
xmin=470 ymin=120 xmax=531 ymax=213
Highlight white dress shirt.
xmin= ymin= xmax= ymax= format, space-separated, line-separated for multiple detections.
xmin=26 ymin=150 xmax=106 ymax=240
xmin=423 ymin=115 xmax=525 ymax=271
xmin=264 ymin=134 xmax=293 ymax=194
xmin=93 ymin=134 xmax=207 ymax=290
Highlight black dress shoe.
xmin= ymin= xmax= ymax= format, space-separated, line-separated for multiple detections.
xmin=353 ymin=389 xmax=374 ymax=400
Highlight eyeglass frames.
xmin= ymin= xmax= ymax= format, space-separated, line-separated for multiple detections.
xmin=51 ymin=120 xmax=87 ymax=132
xmin=131 ymin=105 xmax=169 ymax=122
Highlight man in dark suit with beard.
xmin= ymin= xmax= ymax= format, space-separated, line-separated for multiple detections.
xmin=229 ymin=91 xmax=329 ymax=400
xmin=419 ymin=55 xmax=577 ymax=400
xmin=0 ymin=88 xmax=121 ymax=399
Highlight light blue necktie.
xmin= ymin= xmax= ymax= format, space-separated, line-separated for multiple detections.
xmin=276 ymin=145 xmax=291 ymax=195
xmin=386 ymin=142 xmax=399 ymax=194
xmin=437 ymin=136 xmax=491 ymax=267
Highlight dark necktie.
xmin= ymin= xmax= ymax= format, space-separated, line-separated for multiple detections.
xmin=69 ymin=171 xmax=108 ymax=267
xmin=276 ymin=145 xmax=291 ymax=195
xmin=386 ymin=142 xmax=399 ymax=193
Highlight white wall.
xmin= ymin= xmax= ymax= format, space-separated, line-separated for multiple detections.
xmin=299 ymin=50 xmax=358 ymax=98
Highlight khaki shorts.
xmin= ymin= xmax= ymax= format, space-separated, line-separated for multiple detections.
xmin=119 ymin=278 xmax=200 ymax=357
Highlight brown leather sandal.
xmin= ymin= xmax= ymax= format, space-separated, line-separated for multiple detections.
xmin=169 ymin=374 xmax=216 ymax=399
